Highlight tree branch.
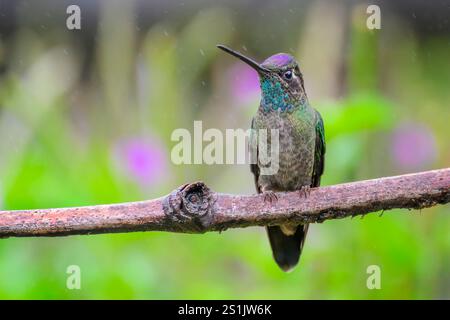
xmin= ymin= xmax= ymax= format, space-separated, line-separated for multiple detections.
xmin=0 ymin=168 xmax=449 ymax=238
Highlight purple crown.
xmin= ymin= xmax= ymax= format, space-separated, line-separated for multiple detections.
xmin=261 ymin=53 xmax=296 ymax=69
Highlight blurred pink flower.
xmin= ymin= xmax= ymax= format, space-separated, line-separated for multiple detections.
xmin=114 ymin=136 xmax=167 ymax=187
xmin=228 ymin=62 xmax=260 ymax=105
xmin=391 ymin=123 xmax=437 ymax=170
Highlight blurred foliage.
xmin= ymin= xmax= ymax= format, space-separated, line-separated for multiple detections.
xmin=0 ymin=1 xmax=448 ymax=299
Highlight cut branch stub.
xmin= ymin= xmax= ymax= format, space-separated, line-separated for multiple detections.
xmin=162 ymin=181 xmax=216 ymax=233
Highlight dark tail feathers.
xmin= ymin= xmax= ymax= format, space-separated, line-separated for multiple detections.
xmin=266 ymin=224 xmax=309 ymax=272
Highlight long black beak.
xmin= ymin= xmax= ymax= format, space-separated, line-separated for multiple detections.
xmin=217 ymin=44 xmax=269 ymax=73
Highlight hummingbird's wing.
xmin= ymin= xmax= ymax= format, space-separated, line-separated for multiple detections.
xmin=249 ymin=117 xmax=261 ymax=193
xmin=312 ymin=109 xmax=326 ymax=188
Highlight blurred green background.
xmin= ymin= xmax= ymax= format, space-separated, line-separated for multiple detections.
xmin=0 ymin=0 xmax=449 ymax=299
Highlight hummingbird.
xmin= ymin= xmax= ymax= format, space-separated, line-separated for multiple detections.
xmin=217 ymin=45 xmax=326 ymax=272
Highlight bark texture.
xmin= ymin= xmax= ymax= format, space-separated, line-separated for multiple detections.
xmin=0 ymin=168 xmax=448 ymax=238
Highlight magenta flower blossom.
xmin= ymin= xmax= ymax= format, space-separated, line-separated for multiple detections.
xmin=391 ymin=123 xmax=437 ymax=170
xmin=114 ymin=136 xmax=167 ymax=187
xmin=228 ymin=62 xmax=260 ymax=105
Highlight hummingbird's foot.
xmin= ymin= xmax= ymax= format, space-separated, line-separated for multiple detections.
xmin=298 ymin=185 xmax=311 ymax=198
xmin=263 ymin=191 xmax=278 ymax=204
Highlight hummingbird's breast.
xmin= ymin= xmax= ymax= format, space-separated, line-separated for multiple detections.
xmin=254 ymin=107 xmax=316 ymax=192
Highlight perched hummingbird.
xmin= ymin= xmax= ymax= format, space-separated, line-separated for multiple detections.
xmin=217 ymin=45 xmax=326 ymax=272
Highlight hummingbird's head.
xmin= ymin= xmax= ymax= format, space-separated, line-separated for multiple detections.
xmin=217 ymin=45 xmax=307 ymax=111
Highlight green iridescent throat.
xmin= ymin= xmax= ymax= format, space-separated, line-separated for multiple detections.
xmin=260 ymin=78 xmax=297 ymax=112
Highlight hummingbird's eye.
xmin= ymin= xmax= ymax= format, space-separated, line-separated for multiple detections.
xmin=283 ymin=70 xmax=293 ymax=80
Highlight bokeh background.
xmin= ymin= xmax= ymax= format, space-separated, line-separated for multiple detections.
xmin=0 ymin=0 xmax=449 ymax=299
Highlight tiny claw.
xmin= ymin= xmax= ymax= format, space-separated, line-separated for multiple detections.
xmin=298 ymin=186 xmax=311 ymax=198
xmin=263 ymin=191 xmax=278 ymax=204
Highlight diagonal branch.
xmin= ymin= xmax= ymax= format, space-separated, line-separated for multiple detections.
xmin=0 ymin=168 xmax=449 ymax=238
